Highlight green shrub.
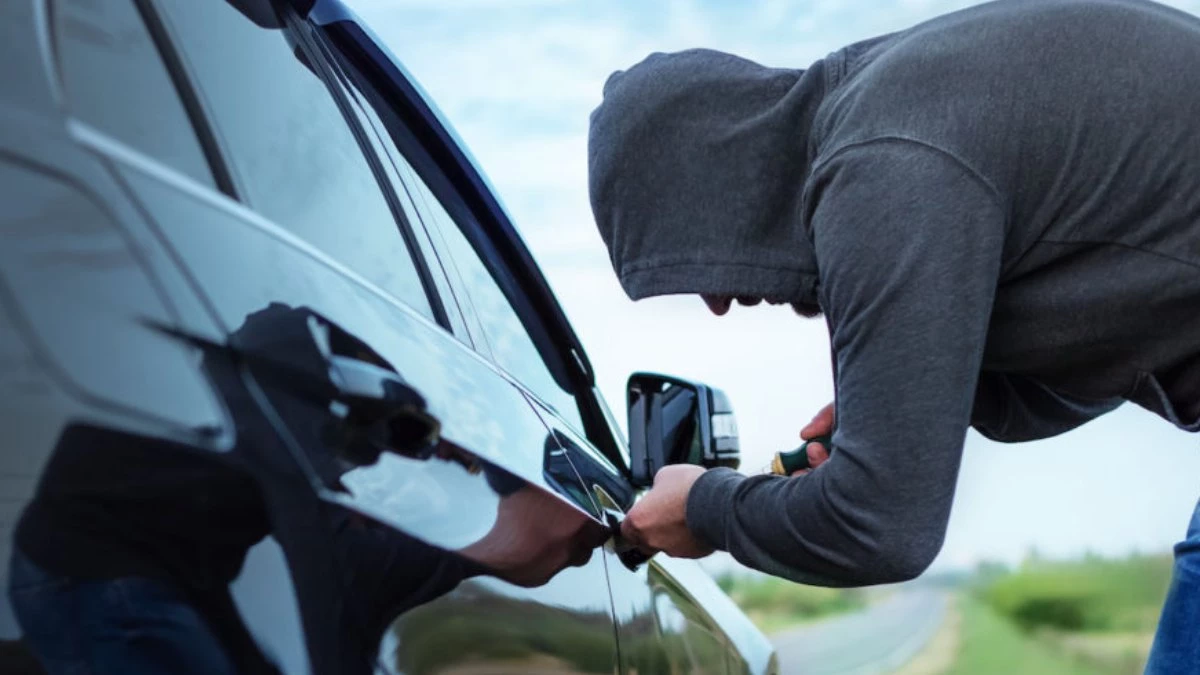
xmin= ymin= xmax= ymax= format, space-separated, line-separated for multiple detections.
xmin=979 ymin=553 xmax=1172 ymax=634
xmin=1010 ymin=596 xmax=1091 ymax=632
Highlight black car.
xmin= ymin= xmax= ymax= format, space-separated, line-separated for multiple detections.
xmin=0 ymin=0 xmax=777 ymax=672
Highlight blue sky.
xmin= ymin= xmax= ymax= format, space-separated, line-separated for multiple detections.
xmin=348 ymin=0 xmax=1200 ymax=570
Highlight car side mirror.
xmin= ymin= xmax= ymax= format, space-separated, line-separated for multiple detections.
xmin=626 ymin=372 xmax=740 ymax=488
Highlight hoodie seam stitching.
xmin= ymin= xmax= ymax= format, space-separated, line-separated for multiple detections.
xmin=622 ymin=260 xmax=808 ymax=274
xmin=825 ymin=49 xmax=844 ymax=91
xmin=811 ymin=135 xmax=1007 ymax=222
xmin=1036 ymin=239 xmax=1200 ymax=271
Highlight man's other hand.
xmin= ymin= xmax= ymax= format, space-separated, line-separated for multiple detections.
xmin=794 ymin=401 xmax=835 ymax=476
xmin=621 ymin=465 xmax=714 ymax=559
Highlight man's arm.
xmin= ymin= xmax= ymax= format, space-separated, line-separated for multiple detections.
xmin=972 ymin=373 xmax=1122 ymax=442
xmin=685 ymin=140 xmax=1006 ymax=585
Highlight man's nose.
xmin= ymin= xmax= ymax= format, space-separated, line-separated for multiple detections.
xmin=702 ymin=295 xmax=733 ymax=316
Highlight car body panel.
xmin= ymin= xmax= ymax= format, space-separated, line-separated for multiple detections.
xmin=0 ymin=0 xmax=777 ymax=672
xmin=116 ymin=92 xmax=618 ymax=675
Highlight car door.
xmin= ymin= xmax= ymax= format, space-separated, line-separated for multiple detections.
xmin=301 ymin=19 xmax=629 ymax=675
xmin=303 ymin=11 xmax=765 ymax=675
xmin=0 ymin=2 xmax=319 ymax=674
xmin=112 ymin=1 xmax=621 ymax=673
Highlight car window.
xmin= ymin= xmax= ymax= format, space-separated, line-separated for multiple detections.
xmin=53 ymin=0 xmax=215 ymax=187
xmin=149 ymin=0 xmax=435 ymax=321
xmin=322 ymin=56 xmax=473 ymax=342
xmin=397 ymin=159 xmax=586 ymax=431
xmin=317 ymin=42 xmax=586 ymax=431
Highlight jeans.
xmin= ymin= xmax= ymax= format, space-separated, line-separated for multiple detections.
xmin=1146 ymin=499 xmax=1200 ymax=674
xmin=6 ymin=550 xmax=238 ymax=675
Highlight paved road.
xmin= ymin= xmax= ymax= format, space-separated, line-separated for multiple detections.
xmin=772 ymin=589 xmax=948 ymax=675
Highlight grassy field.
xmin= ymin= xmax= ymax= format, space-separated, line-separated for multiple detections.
xmin=713 ymin=573 xmax=868 ymax=633
xmin=968 ymin=553 xmax=1171 ymax=673
xmin=713 ymin=553 xmax=1172 ymax=672
xmin=981 ymin=554 xmax=1171 ymax=634
xmin=948 ymin=599 xmax=1102 ymax=675
xmin=907 ymin=553 xmax=1174 ymax=674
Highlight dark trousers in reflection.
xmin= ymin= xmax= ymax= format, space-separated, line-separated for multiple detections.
xmin=8 ymin=550 xmax=243 ymax=675
xmin=5 ymin=304 xmax=479 ymax=675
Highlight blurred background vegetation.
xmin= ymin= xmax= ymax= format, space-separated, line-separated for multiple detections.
xmin=718 ymin=551 xmax=1173 ymax=674
xmin=712 ymin=573 xmax=869 ymax=634
xmin=953 ymin=552 xmax=1172 ymax=675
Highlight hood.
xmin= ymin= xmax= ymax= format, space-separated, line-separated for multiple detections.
xmin=588 ymin=48 xmax=827 ymax=306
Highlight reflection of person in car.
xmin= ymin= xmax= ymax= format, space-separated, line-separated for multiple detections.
xmin=8 ymin=426 xmax=278 ymax=675
xmin=460 ymin=478 xmax=604 ymax=588
xmin=6 ymin=305 xmax=497 ymax=674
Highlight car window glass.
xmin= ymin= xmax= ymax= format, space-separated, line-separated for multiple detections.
xmin=394 ymin=157 xmax=585 ymax=431
xmin=328 ymin=64 xmax=473 ymax=342
xmin=54 ymin=0 xmax=215 ymax=187
xmin=151 ymin=0 xmax=435 ymax=321
xmin=315 ymin=32 xmax=588 ymax=433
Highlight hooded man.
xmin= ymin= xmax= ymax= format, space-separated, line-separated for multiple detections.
xmin=587 ymin=0 xmax=1200 ymax=670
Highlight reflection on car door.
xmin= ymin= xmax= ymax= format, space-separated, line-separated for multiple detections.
xmin=539 ymin=413 xmax=753 ymax=675
xmin=124 ymin=0 xmax=621 ymax=672
xmin=317 ymin=13 xmax=758 ymax=674
xmin=1 ymin=2 xmax=312 ymax=673
xmin=306 ymin=27 xmax=627 ymax=674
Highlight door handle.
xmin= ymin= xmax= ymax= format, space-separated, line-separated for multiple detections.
xmin=146 ymin=304 xmax=442 ymax=469
xmin=595 ymin=485 xmax=653 ymax=572
xmin=324 ymin=353 xmax=441 ymax=465
xmin=229 ymin=304 xmax=441 ymax=464
xmin=327 ymin=353 xmax=429 ymax=424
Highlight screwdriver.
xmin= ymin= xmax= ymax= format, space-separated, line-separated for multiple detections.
xmin=769 ymin=434 xmax=832 ymax=475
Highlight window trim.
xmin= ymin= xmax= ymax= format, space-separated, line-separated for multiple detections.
xmin=321 ymin=47 xmax=476 ymax=345
xmin=130 ymin=0 xmax=238 ymax=198
xmin=285 ymin=11 xmax=452 ymax=331
xmin=385 ymin=139 xmax=585 ymax=431
xmin=390 ymin=156 xmax=498 ymax=360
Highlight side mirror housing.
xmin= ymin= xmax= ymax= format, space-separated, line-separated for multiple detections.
xmin=626 ymin=372 xmax=740 ymax=488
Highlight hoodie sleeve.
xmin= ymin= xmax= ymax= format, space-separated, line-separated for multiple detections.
xmin=685 ymin=139 xmax=1007 ymax=585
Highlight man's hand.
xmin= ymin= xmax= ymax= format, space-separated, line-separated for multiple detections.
xmin=621 ymin=465 xmax=714 ymax=559
xmin=794 ymin=402 xmax=835 ymax=476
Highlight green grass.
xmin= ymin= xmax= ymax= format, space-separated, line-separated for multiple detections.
xmin=713 ymin=573 xmax=866 ymax=633
xmin=959 ymin=554 xmax=1168 ymax=673
xmin=949 ymin=598 xmax=1103 ymax=675
xmin=981 ymin=554 xmax=1172 ymax=633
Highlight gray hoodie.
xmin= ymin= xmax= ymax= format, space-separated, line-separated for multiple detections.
xmin=588 ymin=0 xmax=1200 ymax=585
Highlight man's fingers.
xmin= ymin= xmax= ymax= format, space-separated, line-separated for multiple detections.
xmin=789 ymin=442 xmax=829 ymax=476
xmin=800 ymin=402 xmax=836 ymax=439
xmin=799 ymin=419 xmax=822 ymax=439
xmin=620 ymin=516 xmax=658 ymax=555
xmin=806 ymin=441 xmax=830 ymax=468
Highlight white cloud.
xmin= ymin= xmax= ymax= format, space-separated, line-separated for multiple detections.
xmin=464 ymin=133 xmax=587 ymax=195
